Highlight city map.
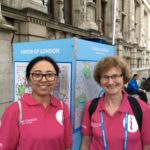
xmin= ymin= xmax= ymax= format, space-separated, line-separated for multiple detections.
xmin=74 ymin=61 xmax=101 ymax=129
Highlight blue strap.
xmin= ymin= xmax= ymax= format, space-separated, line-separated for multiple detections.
xmin=100 ymin=112 xmax=128 ymax=150
xmin=100 ymin=112 xmax=108 ymax=150
xmin=124 ymin=112 xmax=128 ymax=150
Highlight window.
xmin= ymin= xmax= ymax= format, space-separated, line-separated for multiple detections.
xmin=47 ymin=0 xmax=55 ymax=19
xmin=101 ymin=1 xmax=106 ymax=35
xmin=64 ymin=0 xmax=72 ymax=24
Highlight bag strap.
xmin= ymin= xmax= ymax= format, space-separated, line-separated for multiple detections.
xmin=17 ymin=100 xmax=22 ymax=126
xmin=127 ymin=95 xmax=143 ymax=131
xmin=89 ymin=97 xmax=100 ymax=120
xmin=17 ymin=100 xmax=64 ymax=126
xmin=60 ymin=100 xmax=64 ymax=123
xmin=89 ymin=96 xmax=143 ymax=132
xmin=60 ymin=100 xmax=63 ymax=108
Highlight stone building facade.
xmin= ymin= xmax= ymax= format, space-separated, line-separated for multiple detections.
xmin=0 ymin=0 xmax=150 ymax=115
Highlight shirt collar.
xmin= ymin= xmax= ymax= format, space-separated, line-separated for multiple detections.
xmin=22 ymin=93 xmax=61 ymax=108
xmin=97 ymin=91 xmax=130 ymax=113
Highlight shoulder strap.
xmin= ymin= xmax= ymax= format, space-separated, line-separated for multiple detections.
xmin=60 ymin=100 xmax=63 ymax=109
xmin=60 ymin=100 xmax=64 ymax=123
xmin=89 ymin=97 xmax=100 ymax=120
xmin=128 ymin=96 xmax=143 ymax=131
xmin=17 ymin=100 xmax=22 ymax=126
xmin=88 ymin=96 xmax=143 ymax=131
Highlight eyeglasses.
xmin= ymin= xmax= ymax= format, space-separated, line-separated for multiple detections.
xmin=100 ymin=74 xmax=123 ymax=82
xmin=30 ymin=72 xmax=57 ymax=82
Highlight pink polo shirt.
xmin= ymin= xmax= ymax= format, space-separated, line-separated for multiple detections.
xmin=0 ymin=93 xmax=72 ymax=150
xmin=81 ymin=92 xmax=150 ymax=150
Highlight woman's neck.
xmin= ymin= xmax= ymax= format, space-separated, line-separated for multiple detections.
xmin=31 ymin=93 xmax=51 ymax=108
xmin=104 ymin=93 xmax=123 ymax=116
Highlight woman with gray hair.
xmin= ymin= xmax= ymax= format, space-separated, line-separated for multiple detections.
xmin=80 ymin=56 xmax=150 ymax=150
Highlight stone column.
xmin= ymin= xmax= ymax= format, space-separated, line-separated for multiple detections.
xmin=128 ymin=0 xmax=136 ymax=43
xmin=95 ymin=0 xmax=102 ymax=32
xmin=142 ymin=49 xmax=146 ymax=68
xmin=1 ymin=0 xmax=9 ymax=6
xmin=86 ymin=1 xmax=98 ymax=30
xmin=78 ymin=0 xmax=87 ymax=29
xmin=56 ymin=0 xmax=65 ymax=23
xmin=139 ymin=4 xmax=145 ymax=47
xmin=131 ymin=46 xmax=137 ymax=71
xmin=72 ymin=0 xmax=80 ymax=27
xmin=22 ymin=0 xmax=46 ymax=12
xmin=115 ymin=0 xmax=123 ymax=39
xmin=0 ymin=0 xmax=16 ymax=117
xmin=147 ymin=13 xmax=150 ymax=51
xmin=116 ymin=40 xmax=123 ymax=56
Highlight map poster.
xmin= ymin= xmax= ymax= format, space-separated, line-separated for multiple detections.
xmin=74 ymin=61 xmax=102 ymax=129
xmin=14 ymin=62 xmax=71 ymax=110
xmin=74 ymin=39 xmax=115 ymax=130
xmin=14 ymin=62 xmax=30 ymax=100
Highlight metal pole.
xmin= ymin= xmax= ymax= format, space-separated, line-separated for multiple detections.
xmin=112 ymin=0 xmax=117 ymax=45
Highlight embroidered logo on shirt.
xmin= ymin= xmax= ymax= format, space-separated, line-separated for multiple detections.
xmin=81 ymin=124 xmax=87 ymax=129
xmin=91 ymin=121 xmax=101 ymax=127
xmin=21 ymin=118 xmax=37 ymax=125
xmin=56 ymin=110 xmax=63 ymax=125
xmin=0 ymin=143 xmax=3 ymax=148
xmin=123 ymin=115 xmax=138 ymax=132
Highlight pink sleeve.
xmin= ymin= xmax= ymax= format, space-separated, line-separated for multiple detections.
xmin=81 ymin=99 xmax=92 ymax=136
xmin=63 ymin=103 xmax=72 ymax=149
xmin=0 ymin=104 xmax=19 ymax=150
xmin=141 ymin=104 xmax=150 ymax=145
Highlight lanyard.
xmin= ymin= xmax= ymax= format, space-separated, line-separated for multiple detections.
xmin=100 ymin=112 xmax=128 ymax=150
xmin=124 ymin=112 xmax=128 ymax=150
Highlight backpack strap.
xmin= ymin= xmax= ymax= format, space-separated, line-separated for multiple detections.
xmin=60 ymin=100 xmax=64 ymax=123
xmin=17 ymin=100 xmax=22 ymax=126
xmin=127 ymin=95 xmax=143 ymax=132
xmin=88 ymin=96 xmax=143 ymax=132
xmin=60 ymin=100 xmax=63 ymax=108
xmin=89 ymin=97 xmax=100 ymax=120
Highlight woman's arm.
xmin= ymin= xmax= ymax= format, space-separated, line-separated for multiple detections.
xmin=0 ymin=104 xmax=19 ymax=150
xmin=63 ymin=103 xmax=72 ymax=149
xmin=80 ymin=135 xmax=91 ymax=150
xmin=141 ymin=104 xmax=150 ymax=150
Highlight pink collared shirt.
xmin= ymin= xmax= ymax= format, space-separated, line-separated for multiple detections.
xmin=0 ymin=93 xmax=72 ymax=150
xmin=81 ymin=92 xmax=150 ymax=150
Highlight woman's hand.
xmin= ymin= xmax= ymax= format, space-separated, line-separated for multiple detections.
xmin=143 ymin=145 xmax=150 ymax=150
xmin=80 ymin=135 xmax=91 ymax=150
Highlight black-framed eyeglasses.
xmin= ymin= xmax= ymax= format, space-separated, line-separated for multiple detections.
xmin=100 ymin=74 xmax=123 ymax=82
xmin=30 ymin=72 xmax=57 ymax=82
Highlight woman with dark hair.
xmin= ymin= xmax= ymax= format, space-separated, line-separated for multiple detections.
xmin=0 ymin=56 xmax=72 ymax=150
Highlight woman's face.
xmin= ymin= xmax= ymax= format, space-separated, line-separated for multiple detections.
xmin=28 ymin=60 xmax=57 ymax=97
xmin=100 ymin=67 xmax=124 ymax=96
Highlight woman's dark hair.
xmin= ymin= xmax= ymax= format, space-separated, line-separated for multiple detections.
xmin=133 ymin=74 xmax=139 ymax=79
xmin=26 ymin=56 xmax=60 ymax=80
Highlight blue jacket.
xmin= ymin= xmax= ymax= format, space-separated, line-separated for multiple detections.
xmin=127 ymin=78 xmax=139 ymax=93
